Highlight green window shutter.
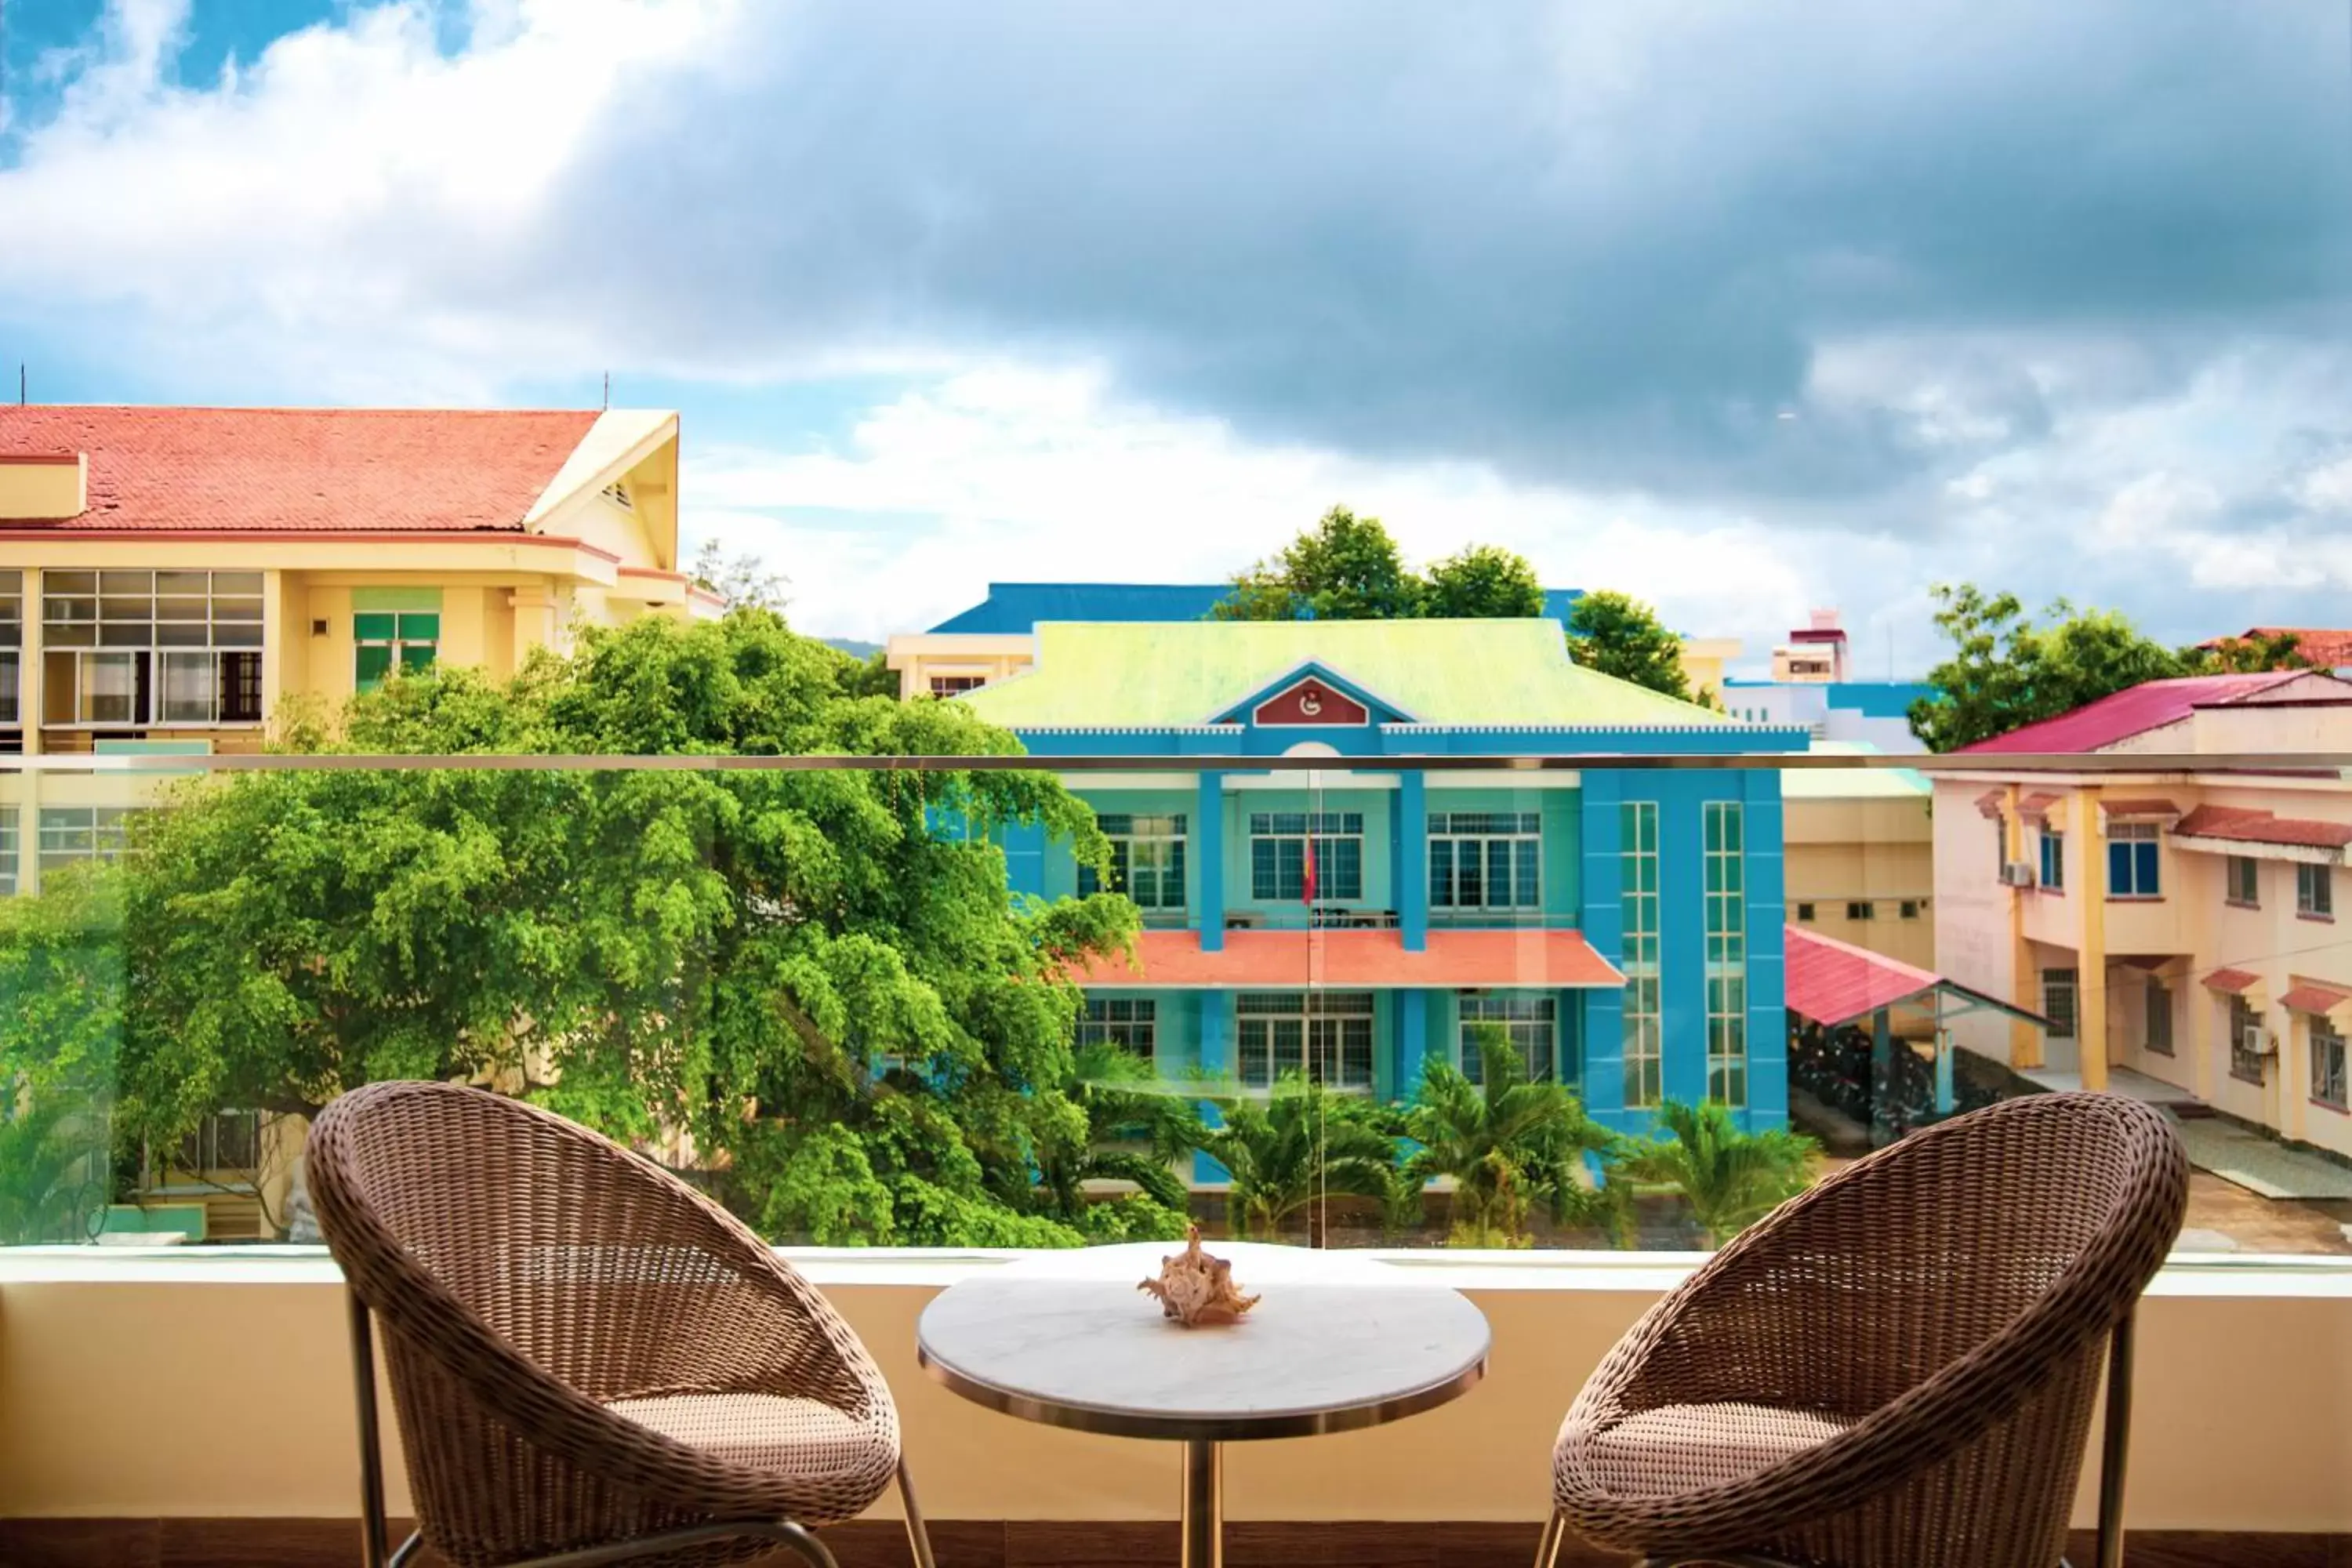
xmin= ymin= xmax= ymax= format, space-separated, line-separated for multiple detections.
xmin=355 ymin=644 xmax=392 ymax=691
xmin=397 ymin=644 xmax=437 ymax=673
xmin=353 ymin=613 xmax=396 ymax=641
xmin=396 ymin=612 xmax=441 ymax=641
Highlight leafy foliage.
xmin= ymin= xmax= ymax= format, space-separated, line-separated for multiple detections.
xmin=1908 ymin=583 xmax=2311 ymax=752
xmin=1399 ymin=1025 xmax=1612 ymax=1247
xmin=1421 ymin=544 xmax=1546 ymax=619
xmin=1611 ymin=1100 xmax=1817 ymax=1247
xmin=1201 ymin=1073 xmax=1399 ymax=1240
xmin=1213 ymin=506 xmax=1425 ymax=621
xmin=1564 ymin=590 xmax=1697 ymax=700
xmin=1 ymin=609 xmax=1152 ymax=1247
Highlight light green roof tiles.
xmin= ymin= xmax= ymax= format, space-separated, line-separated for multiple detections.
xmin=959 ymin=619 xmax=1732 ymax=728
xmin=1780 ymin=740 xmax=1931 ymax=799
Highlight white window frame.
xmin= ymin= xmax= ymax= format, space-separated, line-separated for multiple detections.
xmin=2107 ymin=821 xmax=2162 ymax=899
xmin=2042 ymin=967 xmax=2078 ymax=1042
xmin=0 ymin=807 xmax=16 ymax=898
xmin=40 ymin=570 xmax=264 ymax=728
xmin=1247 ymin=811 xmax=1364 ymax=903
xmin=1428 ymin=811 xmax=1541 ymax=916
xmin=1621 ymin=801 xmax=1661 ymax=1110
xmin=0 ymin=569 xmax=20 ymax=729
xmin=37 ymin=806 xmax=132 ymax=875
xmin=2230 ymin=996 xmax=2267 ymax=1085
xmin=2313 ymin=1019 xmax=2348 ymax=1111
xmin=1458 ymin=991 xmax=1555 ymax=1084
xmin=1077 ymin=997 xmax=1157 ymax=1065
xmin=1079 ymin=814 xmax=1188 ymax=916
xmin=2298 ymin=863 xmax=2334 ymax=919
xmin=1704 ymin=801 xmax=1748 ymax=1108
xmin=1235 ymin=991 xmax=1374 ymax=1091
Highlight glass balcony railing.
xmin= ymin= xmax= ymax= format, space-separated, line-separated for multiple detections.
xmin=2 ymin=746 xmax=2347 ymax=1261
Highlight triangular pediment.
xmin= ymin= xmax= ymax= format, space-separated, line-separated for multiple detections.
xmin=1209 ymin=662 xmax=1415 ymax=728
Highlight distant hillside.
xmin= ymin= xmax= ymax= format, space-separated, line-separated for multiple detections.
xmin=820 ymin=637 xmax=883 ymax=659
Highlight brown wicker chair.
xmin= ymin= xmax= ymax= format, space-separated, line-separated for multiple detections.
xmin=309 ymin=1080 xmax=936 ymax=1568
xmin=1536 ymin=1091 xmax=2187 ymax=1568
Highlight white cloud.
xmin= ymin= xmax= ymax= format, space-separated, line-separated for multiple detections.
xmin=682 ymin=364 xmax=1831 ymax=649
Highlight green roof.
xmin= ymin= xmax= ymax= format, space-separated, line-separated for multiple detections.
xmin=959 ymin=619 xmax=1733 ymax=728
xmin=1780 ymin=740 xmax=1930 ymax=800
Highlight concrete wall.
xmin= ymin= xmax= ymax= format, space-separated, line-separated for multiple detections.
xmin=0 ymin=1253 xmax=2344 ymax=1533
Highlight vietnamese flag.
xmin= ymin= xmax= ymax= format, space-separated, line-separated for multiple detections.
xmin=1301 ymin=834 xmax=1319 ymax=905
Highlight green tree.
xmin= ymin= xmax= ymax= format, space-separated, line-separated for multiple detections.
xmin=3 ymin=608 xmax=1147 ymax=1247
xmin=1201 ymin=1073 xmax=1399 ymax=1241
xmin=1565 ymin=590 xmax=1695 ymax=700
xmin=1028 ymin=1040 xmax=1200 ymax=1243
xmin=689 ymin=539 xmax=791 ymax=612
xmin=1611 ymin=1100 xmax=1817 ymax=1247
xmin=1399 ymin=1025 xmax=1612 ymax=1247
xmin=2200 ymin=630 xmax=2310 ymax=675
xmin=1213 ymin=506 xmax=1424 ymax=621
xmin=1421 ymin=545 xmax=1546 ymax=619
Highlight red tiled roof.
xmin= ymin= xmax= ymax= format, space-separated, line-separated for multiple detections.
xmin=2202 ymin=967 xmax=2260 ymax=995
xmin=2279 ymin=982 xmax=2352 ymax=1015
xmin=1957 ymin=672 xmax=2315 ymax=755
xmin=1067 ymin=928 xmax=1624 ymax=989
xmin=2018 ymin=791 xmax=2063 ymax=818
xmin=0 ymin=406 xmax=601 ymax=534
xmin=2206 ymin=627 xmax=2352 ymax=669
xmin=2100 ymin=798 xmax=2180 ymax=818
xmin=2173 ymin=805 xmax=2352 ymax=849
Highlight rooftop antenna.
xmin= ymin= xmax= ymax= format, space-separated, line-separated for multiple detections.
xmin=16 ymin=363 xmax=23 ymax=406
xmin=601 ymin=371 xmax=610 ymax=410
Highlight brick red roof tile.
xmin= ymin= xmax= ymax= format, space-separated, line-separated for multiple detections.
xmin=2202 ymin=967 xmax=2260 ymax=994
xmin=2173 ymin=805 xmax=2352 ymax=849
xmin=0 ymin=406 xmax=601 ymax=534
xmin=2018 ymin=791 xmax=2063 ymax=818
xmin=1973 ymin=788 xmax=2006 ymax=818
xmin=1957 ymin=672 xmax=2316 ymax=755
xmin=1784 ymin=925 xmax=2048 ymax=1030
xmin=2206 ymin=627 xmax=2352 ymax=669
xmin=2278 ymin=982 xmax=2351 ymax=1015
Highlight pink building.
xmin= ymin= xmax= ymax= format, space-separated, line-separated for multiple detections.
xmin=1933 ymin=670 xmax=2352 ymax=1162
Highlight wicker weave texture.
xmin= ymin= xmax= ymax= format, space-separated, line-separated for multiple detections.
xmin=1552 ymin=1091 xmax=2188 ymax=1568
xmin=310 ymin=1081 xmax=903 ymax=1568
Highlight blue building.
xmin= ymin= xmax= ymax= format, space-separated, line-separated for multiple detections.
xmin=959 ymin=619 xmax=1809 ymax=1133
xmin=928 ymin=581 xmax=1586 ymax=633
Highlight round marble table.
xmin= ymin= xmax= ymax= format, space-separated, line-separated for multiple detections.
xmin=916 ymin=1241 xmax=1490 ymax=1568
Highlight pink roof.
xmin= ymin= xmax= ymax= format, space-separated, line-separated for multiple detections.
xmin=1958 ymin=672 xmax=2314 ymax=755
xmin=1784 ymin=926 xmax=1941 ymax=1026
xmin=1067 ymin=928 xmax=1623 ymax=989
xmin=2174 ymin=804 xmax=2352 ymax=850
xmin=0 ymin=406 xmax=602 ymax=534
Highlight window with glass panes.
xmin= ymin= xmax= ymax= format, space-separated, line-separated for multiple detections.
xmin=1235 ymin=991 xmax=1374 ymax=1089
xmin=2042 ymin=967 xmax=2078 ymax=1040
xmin=1248 ymin=812 xmax=1363 ymax=902
xmin=1459 ymin=992 xmax=1554 ymax=1083
xmin=2038 ymin=828 xmax=2064 ymax=891
xmin=2227 ymin=855 xmax=2260 ymax=906
xmin=1077 ymin=997 xmax=1156 ymax=1064
xmin=0 ymin=808 xmax=16 ymax=898
xmin=2107 ymin=822 xmax=2161 ymax=897
xmin=2299 ymin=862 xmax=2333 ymax=918
xmin=1704 ymin=802 xmax=1748 ymax=1106
xmin=1620 ymin=801 xmax=1661 ymax=1109
xmin=1428 ymin=811 xmax=1540 ymax=915
xmin=38 ymin=807 xmax=130 ymax=874
xmin=354 ymin=612 xmax=440 ymax=691
xmin=1077 ymin=814 xmax=1187 ymax=913
xmin=41 ymin=571 xmax=263 ymax=726
xmin=0 ymin=571 xmax=20 ymax=728
xmin=2313 ymin=1019 xmax=2348 ymax=1110
xmin=2147 ymin=978 xmax=2173 ymax=1055
xmin=927 ymin=674 xmax=986 ymax=696
xmin=2230 ymin=995 xmax=2267 ymax=1083
xmin=175 ymin=1109 xmax=263 ymax=1174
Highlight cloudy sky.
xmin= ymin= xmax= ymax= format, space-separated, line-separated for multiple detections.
xmin=5 ymin=0 xmax=2352 ymax=665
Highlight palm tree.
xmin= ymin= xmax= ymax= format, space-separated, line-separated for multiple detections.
xmin=0 ymin=1094 xmax=111 ymax=1247
xmin=1401 ymin=1023 xmax=1614 ymax=1247
xmin=1202 ymin=1072 xmax=1399 ymax=1242
xmin=1031 ymin=1039 xmax=1203 ymax=1236
xmin=1611 ymin=1099 xmax=1818 ymax=1247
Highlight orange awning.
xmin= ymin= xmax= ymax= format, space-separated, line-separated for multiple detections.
xmin=2203 ymin=967 xmax=2260 ymax=995
xmin=1069 ymin=928 xmax=1624 ymax=990
xmin=2278 ymin=982 xmax=2350 ymax=1016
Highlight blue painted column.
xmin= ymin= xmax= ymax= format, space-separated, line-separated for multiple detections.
xmin=1660 ymin=785 xmax=1710 ymax=1112
xmin=1399 ymin=989 xmax=1430 ymax=1094
xmin=1579 ymin=772 xmax=1628 ymax=1127
xmin=1196 ymin=770 xmax=1226 ymax=951
xmin=1397 ymin=769 xmax=1428 ymax=951
xmin=1740 ymin=766 xmax=1790 ymax=1131
xmin=1193 ymin=988 xmax=1233 ymax=1183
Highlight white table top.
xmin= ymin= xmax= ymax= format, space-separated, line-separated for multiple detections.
xmin=915 ymin=1241 xmax=1491 ymax=1441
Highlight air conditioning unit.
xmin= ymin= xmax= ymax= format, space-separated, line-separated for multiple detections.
xmin=1999 ymin=862 xmax=2038 ymax=888
xmin=2246 ymin=1026 xmax=2279 ymax=1058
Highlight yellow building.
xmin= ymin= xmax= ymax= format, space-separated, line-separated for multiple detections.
xmin=0 ymin=405 xmax=714 ymax=896
xmin=1781 ymin=743 xmax=1935 ymax=972
xmin=1934 ymin=670 xmax=2352 ymax=1163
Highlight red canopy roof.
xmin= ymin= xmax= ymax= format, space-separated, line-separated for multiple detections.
xmin=2175 ymin=805 xmax=2352 ymax=850
xmin=1958 ymin=672 xmax=2311 ymax=755
xmin=2202 ymin=967 xmax=2260 ymax=995
xmin=1783 ymin=926 xmax=2048 ymax=1031
xmin=1068 ymin=928 xmax=1623 ymax=990
xmin=2279 ymin=982 xmax=2351 ymax=1015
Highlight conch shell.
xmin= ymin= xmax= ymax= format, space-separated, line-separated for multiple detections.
xmin=1138 ymin=1226 xmax=1261 ymax=1327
